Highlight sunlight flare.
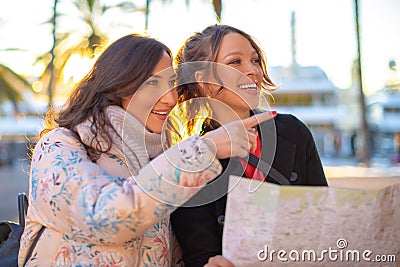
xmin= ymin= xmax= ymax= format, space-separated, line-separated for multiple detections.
xmin=62 ymin=54 xmax=95 ymax=84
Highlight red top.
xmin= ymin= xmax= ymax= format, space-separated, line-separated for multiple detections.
xmin=239 ymin=134 xmax=265 ymax=181
xmin=238 ymin=110 xmax=276 ymax=181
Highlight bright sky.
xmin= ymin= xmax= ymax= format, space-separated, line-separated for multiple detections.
xmin=1 ymin=0 xmax=399 ymax=95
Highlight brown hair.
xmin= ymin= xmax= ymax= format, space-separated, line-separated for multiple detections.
xmin=43 ymin=34 xmax=171 ymax=161
xmin=174 ymin=24 xmax=276 ymax=136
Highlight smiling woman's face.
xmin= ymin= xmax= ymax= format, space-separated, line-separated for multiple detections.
xmin=213 ymin=32 xmax=263 ymax=119
xmin=122 ymin=52 xmax=177 ymax=133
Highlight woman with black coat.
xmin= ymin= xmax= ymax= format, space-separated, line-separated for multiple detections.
xmin=170 ymin=24 xmax=328 ymax=267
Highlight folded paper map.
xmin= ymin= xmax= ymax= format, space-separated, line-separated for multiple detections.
xmin=222 ymin=176 xmax=400 ymax=266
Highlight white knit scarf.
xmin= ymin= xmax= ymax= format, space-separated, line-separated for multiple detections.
xmin=76 ymin=105 xmax=163 ymax=175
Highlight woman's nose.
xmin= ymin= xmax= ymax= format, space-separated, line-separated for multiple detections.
xmin=244 ymin=62 xmax=259 ymax=76
xmin=161 ymin=89 xmax=178 ymax=107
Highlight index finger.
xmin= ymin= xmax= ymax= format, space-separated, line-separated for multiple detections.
xmin=242 ymin=111 xmax=276 ymax=128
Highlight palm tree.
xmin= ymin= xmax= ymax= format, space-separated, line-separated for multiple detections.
xmin=353 ymin=0 xmax=371 ymax=165
xmin=0 ymin=19 xmax=31 ymax=114
xmin=36 ymin=0 xmax=138 ymax=107
xmin=37 ymin=0 xmax=222 ymax=107
xmin=0 ymin=63 xmax=31 ymax=114
xmin=212 ymin=0 xmax=222 ymax=22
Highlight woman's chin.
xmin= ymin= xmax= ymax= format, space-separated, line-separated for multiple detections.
xmin=246 ymin=99 xmax=260 ymax=111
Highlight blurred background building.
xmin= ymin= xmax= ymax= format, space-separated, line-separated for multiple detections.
xmin=269 ymin=12 xmax=346 ymax=158
xmin=269 ymin=11 xmax=400 ymax=164
xmin=367 ymin=61 xmax=400 ymax=162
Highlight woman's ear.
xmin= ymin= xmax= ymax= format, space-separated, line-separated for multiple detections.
xmin=194 ymin=70 xmax=204 ymax=83
xmin=194 ymin=70 xmax=207 ymax=91
xmin=195 ymin=70 xmax=216 ymax=97
xmin=121 ymin=95 xmax=132 ymax=110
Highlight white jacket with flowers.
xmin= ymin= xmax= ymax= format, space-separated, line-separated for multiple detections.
xmin=18 ymin=124 xmax=221 ymax=266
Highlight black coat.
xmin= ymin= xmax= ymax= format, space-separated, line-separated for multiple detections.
xmin=170 ymin=113 xmax=328 ymax=267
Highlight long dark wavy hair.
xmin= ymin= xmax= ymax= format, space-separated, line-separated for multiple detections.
xmin=42 ymin=34 xmax=171 ymax=161
xmin=174 ymin=24 xmax=276 ymax=136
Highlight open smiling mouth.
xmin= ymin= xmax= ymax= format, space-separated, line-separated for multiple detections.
xmin=151 ymin=110 xmax=170 ymax=120
xmin=237 ymin=83 xmax=259 ymax=94
xmin=151 ymin=110 xmax=168 ymax=115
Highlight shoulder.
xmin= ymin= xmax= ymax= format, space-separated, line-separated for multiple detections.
xmin=274 ymin=113 xmax=313 ymax=138
xmin=36 ymin=128 xmax=83 ymax=149
xmin=252 ymin=109 xmax=313 ymax=141
xmin=39 ymin=127 xmax=70 ymax=140
xmin=32 ymin=128 xmax=85 ymax=161
xmin=274 ymin=113 xmax=307 ymax=129
xmin=252 ymin=109 xmax=308 ymax=133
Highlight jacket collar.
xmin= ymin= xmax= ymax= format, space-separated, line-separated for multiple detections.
xmin=254 ymin=109 xmax=297 ymax=180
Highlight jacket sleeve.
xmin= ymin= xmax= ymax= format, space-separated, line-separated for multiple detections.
xmin=28 ymin=128 xmax=222 ymax=245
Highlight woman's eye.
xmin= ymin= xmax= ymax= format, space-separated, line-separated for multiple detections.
xmin=252 ymin=58 xmax=261 ymax=64
xmin=228 ymin=59 xmax=241 ymax=65
xmin=168 ymin=79 xmax=176 ymax=88
xmin=147 ymin=79 xmax=158 ymax=86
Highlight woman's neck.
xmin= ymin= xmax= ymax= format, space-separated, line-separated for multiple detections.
xmin=211 ymin=103 xmax=250 ymax=124
xmin=236 ymin=109 xmax=251 ymax=120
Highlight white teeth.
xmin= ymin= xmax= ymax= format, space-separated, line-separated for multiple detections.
xmin=152 ymin=110 xmax=168 ymax=115
xmin=238 ymin=84 xmax=257 ymax=89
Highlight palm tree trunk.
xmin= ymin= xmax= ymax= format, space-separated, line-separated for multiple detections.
xmin=145 ymin=0 xmax=150 ymax=31
xmin=354 ymin=0 xmax=371 ymax=165
xmin=212 ymin=0 xmax=222 ymax=23
xmin=48 ymin=0 xmax=58 ymax=108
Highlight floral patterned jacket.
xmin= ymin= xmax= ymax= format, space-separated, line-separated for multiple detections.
xmin=18 ymin=127 xmax=222 ymax=266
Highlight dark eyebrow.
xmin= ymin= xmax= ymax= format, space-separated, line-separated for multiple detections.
xmin=150 ymin=74 xmax=162 ymax=79
xmin=222 ymin=51 xmax=242 ymax=60
xmin=149 ymin=74 xmax=176 ymax=79
xmin=222 ymin=50 xmax=258 ymax=60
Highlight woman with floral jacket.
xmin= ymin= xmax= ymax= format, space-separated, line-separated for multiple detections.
xmin=18 ymin=34 xmax=272 ymax=266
